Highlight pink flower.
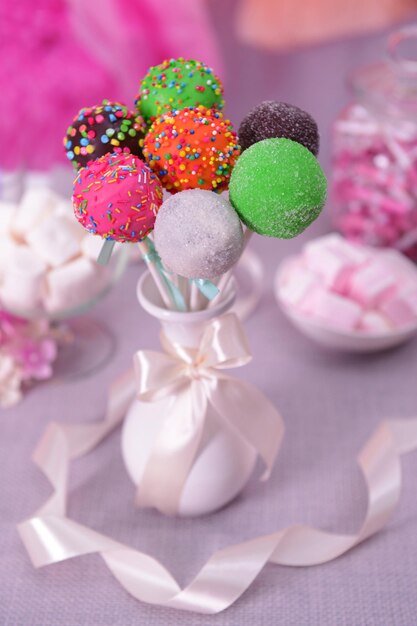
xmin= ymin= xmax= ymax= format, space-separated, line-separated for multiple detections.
xmin=0 ymin=304 xmax=61 ymax=405
xmin=14 ymin=337 xmax=57 ymax=381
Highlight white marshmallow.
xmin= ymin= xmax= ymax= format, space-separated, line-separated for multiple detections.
xmin=27 ymin=214 xmax=82 ymax=268
xmin=0 ymin=245 xmax=47 ymax=311
xmin=44 ymin=257 xmax=107 ymax=313
xmin=0 ymin=201 xmax=16 ymax=237
xmin=0 ymin=239 xmax=20 ymax=282
xmin=55 ymin=198 xmax=74 ymax=217
xmin=12 ymin=187 xmax=58 ymax=239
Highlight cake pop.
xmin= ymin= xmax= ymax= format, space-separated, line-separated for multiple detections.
xmin=229 ymin=138 xmax=327 ymax=239
xmin=143 ymin=107 xmax=240 ymax=193
xmin=136 ymin=58 xmax=224 ymax=124
xmin=154 ymin=189 xmax=244 ymax=279
xmin=64 ymin=100 xmax=146 ymax=169
xmin=238 ymin=101 xmax=319 ymax=155
xmin=72 ymin=153 xmax=163 ymax=243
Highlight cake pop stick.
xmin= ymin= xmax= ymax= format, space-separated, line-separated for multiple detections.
xmin=207 ymin=228 xmax=253 ymax=309
xmin=97 ymin=240 xmax=116 ymax=266
xmin=137 ymin=238 xmax=176 ymax=309
xmin=189 ymin=280 xmax=203 ymax=311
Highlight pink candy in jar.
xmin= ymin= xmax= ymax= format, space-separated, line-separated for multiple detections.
xmin=332 ymin=27 xmax=417 ymax=262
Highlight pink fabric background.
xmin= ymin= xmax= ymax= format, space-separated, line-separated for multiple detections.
xmin=2 ymin=4 xmax=417 ymax=624
xmin=0 ymin=0 xmax=221 ymax=170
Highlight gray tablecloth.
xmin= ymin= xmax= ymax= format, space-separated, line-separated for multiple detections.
xmin=2 ymin=13 xmax=417 ymax=626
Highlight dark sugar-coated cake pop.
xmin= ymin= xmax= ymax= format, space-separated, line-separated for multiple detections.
xmin=238 ymin=101 xmax=319 ymax=155
xmin=64 ymin=100 xmax=146 ymax=169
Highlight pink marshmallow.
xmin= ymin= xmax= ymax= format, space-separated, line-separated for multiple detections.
xmin=380 ymin=294 xmax=417 ymax=328
xmin=279 ymin=262 xmax=318 ymax=308
xmin=328 ymin=236 xmax=370 ymax=265
xmin=349 ymin=260 xmax=396 ymax=306
xmin=359 ymin=312 xmax=391 ymax=333
xmin=308 ymin=288 xmax=362 ymax=331
xmin=304 ymin=238 xmax=354 ymax=290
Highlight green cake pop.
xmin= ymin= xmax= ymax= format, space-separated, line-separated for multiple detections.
xmin=229 ymin=138 xmax=327 ymax=239
xmin=136 ymin=58 xmax=224 ymax=124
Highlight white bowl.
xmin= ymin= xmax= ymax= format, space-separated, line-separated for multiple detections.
xmin=274 ymin=258 xmax=417 ymax=353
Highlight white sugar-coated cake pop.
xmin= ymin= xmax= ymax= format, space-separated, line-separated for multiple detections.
xmin=154 ymin=189 xmax=244 ymax=279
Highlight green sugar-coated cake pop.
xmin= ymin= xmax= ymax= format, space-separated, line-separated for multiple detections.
xmin=136 ymin=58 xmax=224 ymax=124
xmin=229 ymin=138 xmax=327 ymax=239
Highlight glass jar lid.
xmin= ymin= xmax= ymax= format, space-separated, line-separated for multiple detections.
xmin=350 ymin=26 xmax=417 ymax=119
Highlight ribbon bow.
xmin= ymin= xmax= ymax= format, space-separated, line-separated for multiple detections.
xmin=134 ymin=313 xmax=284 ymax=515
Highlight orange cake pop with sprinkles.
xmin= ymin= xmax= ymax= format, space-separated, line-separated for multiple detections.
xmin=143 ymin=107 xmax=240 ymax=193
xmin=72 ymin=153 xmax=163 ymax=243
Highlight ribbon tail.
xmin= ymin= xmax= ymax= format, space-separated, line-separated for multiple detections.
xmin=208 ymin=377 xmax=284 ymax=480
xmin=30 ymin=369 xmax=137 ymax=518
xmin=135 ymin=382 xmax=208 ymax=516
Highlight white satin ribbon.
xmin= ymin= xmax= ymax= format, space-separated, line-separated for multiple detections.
xmin=133 ymin=313 xmax=284 ymax=515
xmin=18 ymin=372 xmax=417 ymax=613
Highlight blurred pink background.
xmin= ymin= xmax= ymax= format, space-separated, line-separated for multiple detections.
xmin=1 ymin=0 xmax=417 ymax=170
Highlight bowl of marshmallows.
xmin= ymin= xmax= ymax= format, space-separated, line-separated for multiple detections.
xmin=275 ymin=234 xmax=417 ymax=352
xmin=0 ymin=187 xmax=128 ymax=320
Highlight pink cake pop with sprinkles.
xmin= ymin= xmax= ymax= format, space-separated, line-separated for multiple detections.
xmin=72 ymin=152 xmax=163 ymax=243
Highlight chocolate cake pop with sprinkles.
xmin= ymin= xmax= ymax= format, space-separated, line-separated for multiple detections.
xmin=238 ymin=101 xmax=320 ymax=155
xmin=64 ymin=100 xmax=146 ymax=169
xmin=136 ymin=58 xmax=224 ymax=125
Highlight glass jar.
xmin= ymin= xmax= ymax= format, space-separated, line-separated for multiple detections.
xmin=332 ymin=27 xmax=417 ymax=261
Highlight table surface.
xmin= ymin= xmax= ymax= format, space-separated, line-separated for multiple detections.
xmin=2 ymin=12 xmax=417 ymax=626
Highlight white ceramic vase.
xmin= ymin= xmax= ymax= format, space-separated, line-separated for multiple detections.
xmin=121 ymin=271 xmax=257 ymax=517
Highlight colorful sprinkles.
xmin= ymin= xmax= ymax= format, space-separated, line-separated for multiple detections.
xmin=136 ymin=58 xmax=224 ymax=124
xmin=143 ymin=107 xmax=240 ymax=193
xmin=64 ymin=100 xmax=146 ymax=170
xmin=72 ymin=153 xmax=163 ymax=242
